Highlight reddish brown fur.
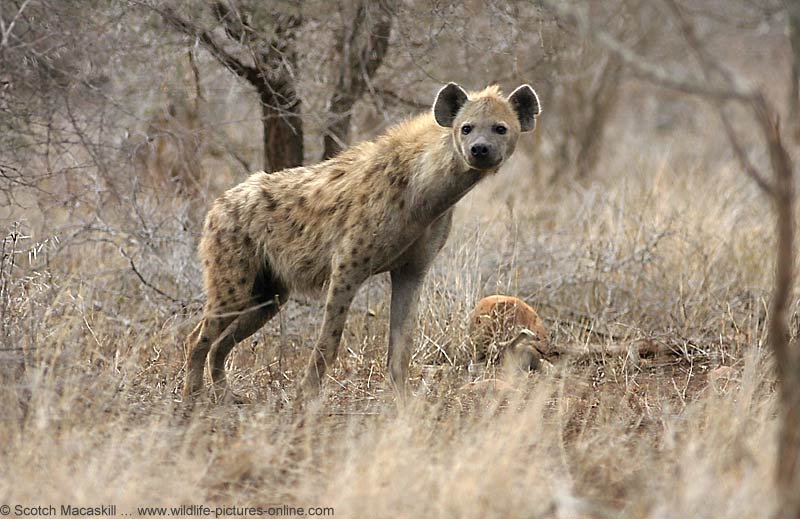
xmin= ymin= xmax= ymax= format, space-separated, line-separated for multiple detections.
xmin=182 ymin=83 xmax=541 ymax=405
xmin=469 ymin=295 xmax=550 ymax=369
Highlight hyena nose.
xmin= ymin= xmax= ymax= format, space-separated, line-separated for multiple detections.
xmin=470 ymin=143 xmax=491 ymax=157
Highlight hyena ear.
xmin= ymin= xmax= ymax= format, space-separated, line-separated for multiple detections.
xmin=433 ymin=82 xmax=469 ymax=127
xmin=508 ymin=84 xmax=540 ymax=132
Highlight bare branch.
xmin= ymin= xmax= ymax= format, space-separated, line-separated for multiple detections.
xmin=0 ymin=0 xmax=32 ymax=48
xmin=370 ymin=87 xmax=428 ymax=110
xmin=656 ymin=0 xmax=774 ymax=194
xmin=144 ymin=3 xmax=260 ymax=87
xmin=717 ymin=107 xmax=775 ymax=195
xmin=322 ymin=0 xmax=395 ymax=159
xmin=143 ymin=0 xmax=304 ymax=172
xmin=541 ymin=0 xmax=754 ymax=103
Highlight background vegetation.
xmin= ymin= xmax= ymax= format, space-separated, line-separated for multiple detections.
xmin=1 ymin=0 xmax=799 ymax=517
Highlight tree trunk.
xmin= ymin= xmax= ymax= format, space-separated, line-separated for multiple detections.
xmin=755 ymin=94 xmax=800 ymax=519
xmin=788 ymin=0 xmax=800 ymax=143
xmin=261 ymin=91 xmax=304 ymax=173
xmin=322 ymin=93 xmax=356 ymax=160
xmin=321 ymin=1 xmax=394 ymax=160
xmin=576 ymin=57 xmax=622 ymax=178
xmin=156 ymin=3 xmax=305 ymax=173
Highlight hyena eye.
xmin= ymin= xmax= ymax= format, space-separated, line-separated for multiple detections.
xmin=494 ymin=124 xmax=507 ymax=135
xmin=461 ymin=124 xmax=473 ymax=135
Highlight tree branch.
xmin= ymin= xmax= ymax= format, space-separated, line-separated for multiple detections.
xmin=322 ymin=0 xmax=395 ymax=159
xmin=120 ymin=248 xmax=183 ymax=306
xmin=146 ymin=3 xmax=261 ymax=87
xmin=657 ymin=0 xmax=775 ymax=194
xmin=541 ymin=0 xmax=755 ymax=103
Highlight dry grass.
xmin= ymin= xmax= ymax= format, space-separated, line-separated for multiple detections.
xmin=0 ymin=140 xmax=786 ymax=518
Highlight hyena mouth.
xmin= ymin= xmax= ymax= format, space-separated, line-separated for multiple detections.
xmin=467 ymin=155 xmax=503 ymax=171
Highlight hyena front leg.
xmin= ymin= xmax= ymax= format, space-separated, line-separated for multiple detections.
xmin=387 ymin=269 xmax=425 ymax=402
xmin=386 ymin=210 xmax=452 ymax=401
xmin=297 ymin=261 xmax=366 ymax=403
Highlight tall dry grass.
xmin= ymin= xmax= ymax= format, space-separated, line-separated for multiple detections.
xmin=0 ymin=141 xmax=785 ymax=517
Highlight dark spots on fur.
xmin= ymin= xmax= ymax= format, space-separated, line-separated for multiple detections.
xmin=346 ymin=284 xmax=352 ymax=291
xmin=359 ymin=192 xmax=369 ymax=204
xmin=238 ymin=277 xmax=248 ymax=286
xmin=227 ymin=286 xmax=236 ymax=296
xmin=243 ymin=235 xmax=253 ymax=247
xmin=399 ymin=199 xmax=406 ymax=209
xmin=386 ymin=161 xmax=410 ymax=187
xmin=387 ymin=154 xmax=403 ymax=171
xmin=297 ymin=195 xmax=306 ymax=208
xmin=262 ymin=189 xmax=279 ymax=211
xmin=200 ymin=337 xmax=210 ymax=344
xmin=339 ymin=306 xmax=346 ymax=315
xmin=215 ymin=256 xmax=223 ymax=266
xmin=288 ymin=218 xmax=306 ymax=235
xmin=331 ymin=195 xmax=352 ymax=216
xmin=224 ymin=197 xmax=240 ymax=218
xmin=330 ymin=168 xmax=346 ymax=181
xmin=203 ymin=259 xmax=211 ymax=267
xmin=331 ymin=328 xmax=341 ymax=338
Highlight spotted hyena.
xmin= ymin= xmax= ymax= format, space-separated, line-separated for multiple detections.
xmin=183 ymin=82 xmax=541 ymax=405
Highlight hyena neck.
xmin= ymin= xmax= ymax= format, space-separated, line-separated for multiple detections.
xmin=408 ymin=132 xmax=488 ymax=223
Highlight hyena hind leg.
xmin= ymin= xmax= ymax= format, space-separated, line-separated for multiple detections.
xmin=204 ymin=263 xmax=288 ymax=404
xmin=183 ymin=313 xmax=234 ymax=403
xmin=208 ymin=296 xmax=285 ymax=404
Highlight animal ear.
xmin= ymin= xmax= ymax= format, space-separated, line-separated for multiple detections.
xmin=433 ymin=82 xmax=469 ymax=127
xmin=507 ymin=84 xmax=540 ymax=132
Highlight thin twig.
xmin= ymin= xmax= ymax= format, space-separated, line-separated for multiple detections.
xmin=120 ymin=248 xmax=183 ymax=305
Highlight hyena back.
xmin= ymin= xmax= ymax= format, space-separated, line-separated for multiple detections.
xmin=183 ymin=82 xmax=541 ymax=405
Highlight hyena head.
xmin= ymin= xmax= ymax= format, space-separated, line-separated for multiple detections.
xmin=433 ymin=83 xmax=540 ymax=171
